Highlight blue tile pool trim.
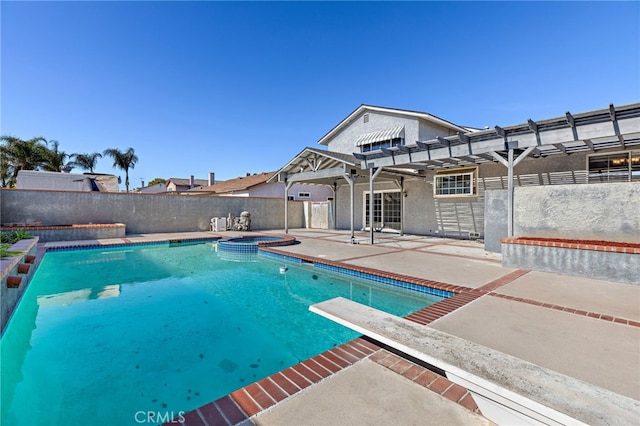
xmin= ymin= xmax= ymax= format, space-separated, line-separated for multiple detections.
xmin=45 ymin=238 xmax=218 ymax=253
xmin=314 ymin=263 xmax=455 ymax=298
xmin=217 ymin=236 xmax=295 ymax=254
xmin=259 ymin=250 xmax=304 ymax=264
xmin=258 ymin=250 xmax=455 ymax=299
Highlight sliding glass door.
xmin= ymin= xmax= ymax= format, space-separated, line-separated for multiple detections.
xmin=363 ymin=190 xmax=401 ymax=232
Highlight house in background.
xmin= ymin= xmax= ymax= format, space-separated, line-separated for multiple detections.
xmin=270 ymin=103 xmax=639 ymax=249
xmin=165 ymin=173 xmax=215 ymax=193
xmin=136 ymin=182 xmax=167 ymax=194
xmin=190 ymin=171 xmax=333 ymax=201
xmin=15 ymin=170 xmax=120 ymax=192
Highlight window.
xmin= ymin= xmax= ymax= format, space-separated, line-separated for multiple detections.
xmin=363 ymin=113 xmax=369 ymax=123
xmin=434 ymin=168 xmax=477 ymax=197
xmin=588 ymin=150 xmax=640 ymax=183
xmin=361 ymin=137 xmax=403 ymax=153
xmin=297 ymin=192 xmax=310 ymax=199
xmin=363 ymin=190 xmax=401 ymax=232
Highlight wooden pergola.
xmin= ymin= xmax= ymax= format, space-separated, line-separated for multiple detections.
xmin=272 ymin=103 xmax=640 ymax=244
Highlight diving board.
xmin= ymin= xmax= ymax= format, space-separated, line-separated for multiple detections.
xmin=310 ymin=297 xmax=639 ymax=426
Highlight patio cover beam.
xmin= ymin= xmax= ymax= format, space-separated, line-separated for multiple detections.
xmin=286 ymin=166 xmax=348 ymax=183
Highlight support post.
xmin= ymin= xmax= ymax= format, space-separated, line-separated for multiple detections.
xmin=400 ymin=176 xmax=404 ymax=236
xmin=370 ymin=168 xmax=374 ymax=244
xmin=342 ymin=165 xmax=357 ymax=240
xmin=368 ymin=167 xmax=384 ymax=244
xmin=284 ymin=180 xmax=294 ymax=234
xmin=350 ymin=177 xmax=355 ymax=239
xmin=332 ymin=182 xmax=337 ymax=230
xmin=491 ymin=145 xmax=535 ymax=238
xmin=507 ymin=149 xmax=514 ymax=237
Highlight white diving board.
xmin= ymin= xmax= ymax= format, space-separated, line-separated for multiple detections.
xmin=310 ymin=297 xmax=640 ymax=426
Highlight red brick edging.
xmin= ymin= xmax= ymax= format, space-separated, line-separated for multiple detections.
xmin=489 ymin=292 xmax=640 ymax=328
xmin=1 ymin=223 xmax=125 ymax=231
xmin=501 ymin=237 xmax=640 ymax=254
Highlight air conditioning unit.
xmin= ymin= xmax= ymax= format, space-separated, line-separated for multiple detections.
xmin=210 ymin=217 xmax=227 ymax=232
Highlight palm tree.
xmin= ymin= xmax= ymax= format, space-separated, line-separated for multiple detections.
xmin=0 ymin=148 xmax=13 ymax=187
xmin=69 ymin=152 xmax=102 ymax=173
xmin=42 ymin=140 xmax=72 ymax=172
xmin=103 ymin=147 xmax=138 ymax=192
xmin=0 ymin=135 xmax=48 ymax=186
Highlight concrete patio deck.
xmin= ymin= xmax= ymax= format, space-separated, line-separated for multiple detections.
xmin=41 ymin=229 xmax=640 ymax=425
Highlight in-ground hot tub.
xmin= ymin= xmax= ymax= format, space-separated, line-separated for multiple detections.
xmin=216 ymin=235 xmax=296 ymax=253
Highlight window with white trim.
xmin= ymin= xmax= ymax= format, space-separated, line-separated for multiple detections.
xmin=361 ymin=137 xmax=403 ymax=153
xmin=434 ymin=168 xmax=478 ymax=197
xmin=587 ymin=150 xmax=640 ymax=183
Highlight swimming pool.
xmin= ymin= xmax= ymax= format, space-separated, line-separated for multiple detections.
xmin=1 ymin=241 xmax=443 ymax=425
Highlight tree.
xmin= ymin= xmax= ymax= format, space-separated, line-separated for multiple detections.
xmin=69 ymin=152 xmax=102 ymax=173
xmin=0 ymin=135 xmax=48 ymax=186
xmin=42 ymin=140 xmax=72 ymax=172
xmin=147 ymin=177 xmax=166 ymax=186
xmin=0 ymin=148 xmax=13 ymax=187
xmin=103 ymin=147 xmax=138 ymax=192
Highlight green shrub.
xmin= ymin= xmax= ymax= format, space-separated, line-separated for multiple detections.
xmin=0 ymin=243 xmax=22 ymax=258
xmin=0 ymin=229 xmax=33 ymax=245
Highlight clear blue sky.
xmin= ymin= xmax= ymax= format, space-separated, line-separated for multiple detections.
xmin=2 ymin=1 xmax=639 ymax=188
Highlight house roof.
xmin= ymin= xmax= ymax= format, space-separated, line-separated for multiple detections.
xmin=166 ymin=178 xmax=208 ymax=187
xmin=194 ymin=172 xmax=276 ymax=193
xmin=317 ymin=104 xmax=469 ymax=146
xmin=15 ymin=170 xmax=119 ymax=192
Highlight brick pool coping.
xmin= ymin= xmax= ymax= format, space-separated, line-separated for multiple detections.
xmin=501 ymin=237 xmax=640 ymax=254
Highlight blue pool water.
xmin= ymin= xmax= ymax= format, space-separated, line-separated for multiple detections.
xmin=1 ymin=242 xmax=442 ymax=425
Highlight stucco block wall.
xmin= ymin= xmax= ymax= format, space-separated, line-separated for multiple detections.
xmin=0 ymin=190 xmax=304 ymax=234
xmin=513 ymin=182 xmax=640 ymax=243
xmin=502 ymin=244 xmax=640 ymax=285
xmin=3 ymin=224 xmax=127 ymax=243
xmin=247 ymin=183 xmax=333 ymax=201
